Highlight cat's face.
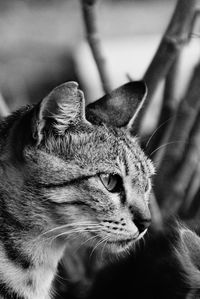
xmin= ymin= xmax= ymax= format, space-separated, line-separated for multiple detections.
xmin=1 ymin=81 xmax=154 ymax=254
xmin=24 ymin=126 xmax=154 ymax=253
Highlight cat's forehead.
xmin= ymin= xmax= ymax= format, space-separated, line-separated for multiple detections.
xmin=52 ymin=125 xmax=123 ymax=168
xmin=46 ymin=125 xmax=154 ymax=177
xmin=123 ymin=141 xmax=155 ymax=179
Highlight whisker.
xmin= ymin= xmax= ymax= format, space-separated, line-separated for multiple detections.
xmin=150 ymin=140 xmax=187 ymax=157
xmin=74 ymin=233 xmax=101 ymax=253
xmin=47 ymin=228 xmax=102 ymax=244
xmin=80 ymin=234 xmax=98 ymax=246
xmin=89 ymin=239 xmax=104 ymax=259
xmin=89 ymin=236 xmax=110 ymax=259
xmin=39 ymin=222 xmax=101 ymax=237
xmin=100 ymin=237 xmax=109 ymax=260
xmin=145 ymin=117 xmax=174 ymax=148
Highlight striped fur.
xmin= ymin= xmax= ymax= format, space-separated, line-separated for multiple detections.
xmin=0 ymin=82 xmax=153 ymax=298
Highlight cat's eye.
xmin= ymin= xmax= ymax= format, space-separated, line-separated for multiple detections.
xmin=99 ymin=173 xmax=123 ymax=193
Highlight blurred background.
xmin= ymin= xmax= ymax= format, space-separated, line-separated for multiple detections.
xmin=0 ymin=0 xmax=177 ymax=112
xmin=1 ymin=0 xmax=200 ymax=136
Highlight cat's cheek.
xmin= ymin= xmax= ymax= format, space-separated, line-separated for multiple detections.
xmin=144 ymin=191 xmax=151 ymax=204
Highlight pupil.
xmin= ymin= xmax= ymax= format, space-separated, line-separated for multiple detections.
xmin=107 ymin=175 xmax=112 ymax=186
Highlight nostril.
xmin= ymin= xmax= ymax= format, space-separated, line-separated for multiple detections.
xmin=134 ymin=218 xmax=151 ymax=234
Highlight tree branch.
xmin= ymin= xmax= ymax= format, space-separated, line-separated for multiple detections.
xmin=150 ymin=193 xmax=163 ymax=230
xmin=81 ymin=0 xmax=112 ymax=93
xmin=0 ymin=93 xmax=9 ymax=119
xmin=155 ymin=62 xmax=200 ymax=214
xmin=146 ymin=57 xmax=180 ymax=157
xmin=136 ymin=0 xmax=197 ymax=131
xmin=179 ymin=165 xmax=200 ymax=218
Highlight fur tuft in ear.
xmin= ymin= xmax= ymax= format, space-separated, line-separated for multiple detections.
xmin=86 ymin=81 xmax=147 ymax=128
xmin=33 ymin=81 xmax=90 ymax=144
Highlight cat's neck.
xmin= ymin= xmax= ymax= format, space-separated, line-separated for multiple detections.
xmin=0 ymin=233 xmax=66 ymax=299
xmin=0 ymin=169 xmax=68 ymax=299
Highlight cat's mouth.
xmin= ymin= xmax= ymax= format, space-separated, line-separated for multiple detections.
xmin=107 ymin=238 xmax=134 ymax=246
xmin=106 ymin=235 xmax=139 ymax=247
xmin=88 ymin=232 xmax=141 ymax=251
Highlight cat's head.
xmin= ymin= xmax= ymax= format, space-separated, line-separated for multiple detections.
xmin=0 ymin=81 xmax=154 ymax=254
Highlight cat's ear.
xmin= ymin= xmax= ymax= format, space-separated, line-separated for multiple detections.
xmin=86 ymin=81 xmax=147 ymax=128
xmin=33 ymin=82 xmax=90 ymax=145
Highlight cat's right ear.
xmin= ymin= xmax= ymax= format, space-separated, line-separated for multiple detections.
xmin=32 ymin=82 xmax=90 ymax=145
xmin=86 ymin=81 xmax=147 ymax=128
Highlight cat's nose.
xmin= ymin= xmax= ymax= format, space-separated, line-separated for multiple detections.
xmin=134 ymin=217 xmax=151 ymax=234
xmin=129 ymin=204 xmax=151 ymax=233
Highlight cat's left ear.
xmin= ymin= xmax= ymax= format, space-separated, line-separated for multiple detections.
xmin=33 ymin=82 xmax=90 ymax=145
xmin=86 ymin=81 xmax=147 ymax=129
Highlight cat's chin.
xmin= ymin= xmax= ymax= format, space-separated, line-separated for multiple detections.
xmin=106 ymin=238 xmax=138 ymax=254
xmin=105 ymin=230 xmax=148 ymax=254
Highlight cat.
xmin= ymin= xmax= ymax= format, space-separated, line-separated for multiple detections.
xmin=0 ymin=80 xmax=154 ymax=299
xmin=87 ymin=220 xmax=200 ymax=299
